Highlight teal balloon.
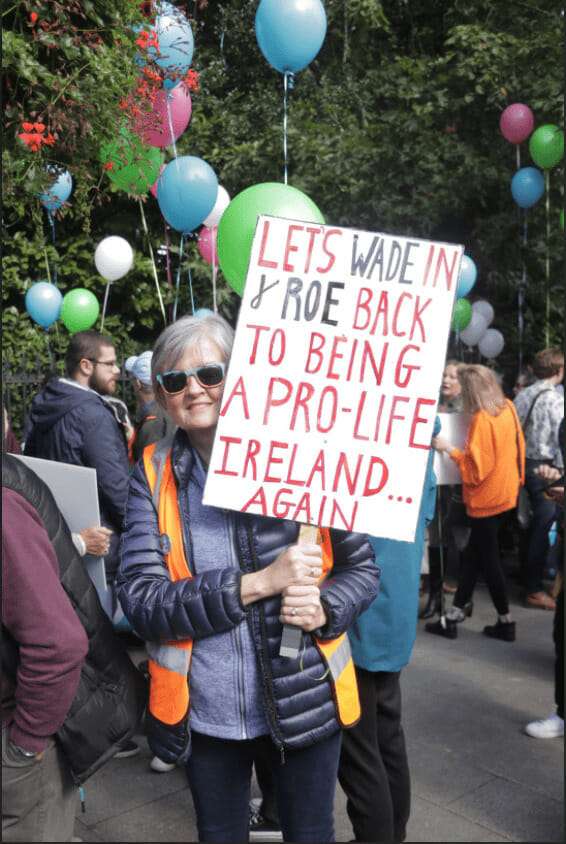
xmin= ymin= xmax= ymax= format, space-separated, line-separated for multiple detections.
xmin=452 ymin=298 xmax=472 ymax=331
xmin=255 ymin=0 xmax=327 ymax=74
xmin=25 ymin=281 xmax=62 ymax=328
xmin=157 ymin=156 xmax=218 ymax=234
xmin=39 ymin=167 xmax=73 ymax=212
xmin=511 ymin=167 xmax=544 ymax=209
xmin=217 ymin=182 xmax=325 ymax=296
xmin=529 ymin=124 xmax=564 ymax=170
xmin=456 ymin=255 xmax=477 ymax=298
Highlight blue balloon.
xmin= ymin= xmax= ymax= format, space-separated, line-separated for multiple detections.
xmin=456 ymin=254 xmax=478 ymax=298
xmin=39 ymin=167 xmax=73 ymax=211
xmin=150 ymin=8 xmax=194 ymax=83
xmin=255 ymin=0 xmax=327 ymax=74
xmin=511 ymin=167 xmax=545 ymax=209
xmin=25 ymin=281 xmax=62 ymax=329
xmin=157 ymin=156 xmax=218 ymax=234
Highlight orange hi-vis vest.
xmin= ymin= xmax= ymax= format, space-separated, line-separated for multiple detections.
xmin=142 ymin=435 xmax=361 ymax=733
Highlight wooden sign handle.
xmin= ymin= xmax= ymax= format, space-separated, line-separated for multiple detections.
xmin=279 ymin=524 xmax=320 ymax=659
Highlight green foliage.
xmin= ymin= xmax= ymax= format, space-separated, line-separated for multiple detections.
xmin=2 ymin=0 xmax=564 ymax=434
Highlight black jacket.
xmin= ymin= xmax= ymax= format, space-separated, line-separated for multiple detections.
xmin=118 ymin=430 xmax=380 ymax=762
xmin=2 ymin=454 xmax=147 ymax=784
xmin=24 ymin=378 xmax=130 ymax=576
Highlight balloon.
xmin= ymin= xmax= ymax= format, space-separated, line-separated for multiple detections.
xmin=151 ymin=7 xmax=194 ymax=85
xmin=472 ymin=299 xmax=494 ymax=327
xmin=133 ymin=82 xmax=192 ymax=148
xmin=203 ymin=185 xmax=230 ymax=228
xmin=499 ymin=104 xmax=534 ymax=145
xmin=529 ymin=124 xmax=564 ymax=170
xmin=452 ymin=298 xmax=472 ymax=331
xmin=511 ymin=167 xmax=545 ymax=209
xmin=100 ymin=127 xmax=163 ymax=195
xmin=478 ymin=328 xmax=504 ymax=359
xmin=25 ymin=281 xmax=62 ymax=329
xmin=197 ymin=226 xmax=218 ymax=265
xmin=255 ymin=0 xmax=327 ymax=74
xmin=460 ymin=312 xmax=488 ymax=347
xmin=60 ymin=289 xmax=100 ymax=333
xmin=218 ymin=182 xmax=325 ymax=296
xmin=456 ymin=255 xmax=477 ymax=298
xmin=157 ymin=156 xmax=218 ymax=234
xmin=94 ymin=236 xmax=134 ymax=282
xmin=39 ymin=167 xmax=73 ymax=211
xmin=150 ymin=164 xmax=167 ymax=198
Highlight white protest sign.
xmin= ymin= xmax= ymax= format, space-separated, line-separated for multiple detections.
xmin=433 ymin=412 xmax=471 ymax=485
xmin=13 ymin=455 xmax=109 ymax=605
xmin=204 ymin=216 xmax=462 ymax=541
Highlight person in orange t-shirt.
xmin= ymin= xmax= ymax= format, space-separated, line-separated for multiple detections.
xmin=431 ymin=365 xmax=526 ymax=642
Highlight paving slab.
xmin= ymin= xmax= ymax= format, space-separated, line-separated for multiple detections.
xmin=405 ymin=795 xmax=511 ymax=842
xmin=92 ymin=790 xmax=197 ymax=843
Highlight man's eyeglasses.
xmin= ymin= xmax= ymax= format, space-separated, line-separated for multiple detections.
xmin=87 ymin=358 xmax=118 ymax=368
xmin=156 ymin=363 xmax=226 ymax=395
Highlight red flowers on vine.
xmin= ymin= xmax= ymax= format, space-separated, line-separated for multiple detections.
xmin=184 ymin=69 xmax=199 ymax=93
xmin=18 ymin=121 xmax=55 ymax=152
xmin=29 ymin=11 xmax=38 ymax=25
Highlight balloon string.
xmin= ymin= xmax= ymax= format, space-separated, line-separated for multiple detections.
xmin=544 ymin=170 xmax=550 ymax=346
xmin=47 ymin=211 xmax=57 ymax=285
xmin=518 ymin=210 xmax=528 ymax=372
xmin=211 ymin=228 xmax=217 ymax=313
xmin=173 ymin=233 xmax=184 ymax=321
xmin=44 ymin=329 xmax=54 ymax=372
xmin=43 ymin=248 xmax=52 ymax=284
xmin=283 ymin=72 xmax=294 ymax=185
xmin=138 ymin=199 xmax=167 ymax=325
xmin=100 ymin=282 xmax=111 ymax=332
xmin=516 ymin=145 xmax=521 ymax=171
xmin=165 ymin=93 xmax=178 ymax=160
xmin=187 ymin=261 xmax=195 ymax=315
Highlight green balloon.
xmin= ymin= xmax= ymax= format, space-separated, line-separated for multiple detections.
xmin=217 ymin=182 xmax=325 ymax=296
xmin=452 ymin=298 xmax=472 ymax=331
xmin=100 ymin=127 xmax=162 ymax=195
xmin=529 ymin=124 xmax=564 ymax=170
xmin=61 ymin=289 xmax=100 ymax=333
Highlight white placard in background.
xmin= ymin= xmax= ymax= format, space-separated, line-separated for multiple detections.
xmin=433 ymin=413 xmax=471 ymax=485
xmin=204 ymin=216 xmax=463 ymax=541
xmin=13 ymin=455 xmax=108 ymax=605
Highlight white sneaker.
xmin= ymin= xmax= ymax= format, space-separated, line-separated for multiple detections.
xmin=524 ymin=713 xmax=564 ymax=739
xmin=446 ymin=606 xmax=465 ymax=623
xmin=150 ymin=755 xmax=176 ymax=773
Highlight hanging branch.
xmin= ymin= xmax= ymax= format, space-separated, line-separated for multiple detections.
xmin=138 ymin=199 xmax=167 ymax=325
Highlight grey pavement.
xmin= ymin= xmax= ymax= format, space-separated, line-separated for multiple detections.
xmin=75 ymin=579 xmax=564 ymax=843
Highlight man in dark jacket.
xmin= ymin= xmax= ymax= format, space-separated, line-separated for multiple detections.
xmin=24 ymin=330 xmax=129 ymax=585
xmin=2 ymin=455 xmax=147 ymax=841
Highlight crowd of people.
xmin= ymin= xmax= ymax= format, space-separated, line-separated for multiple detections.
xmin=2 ymin=314 xmax=563 ymax=843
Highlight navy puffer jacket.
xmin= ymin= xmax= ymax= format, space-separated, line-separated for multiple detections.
xmin=24 ymin=378 xmax=130 ymax=577
xmin=117 ymin=431 xmax=380 ymax=760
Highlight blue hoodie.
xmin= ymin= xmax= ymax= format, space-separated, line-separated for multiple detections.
xmin=348 ymin=417 xmax=440 ymax=672
xmin=24 ymin=378 xmax=130 ymax=576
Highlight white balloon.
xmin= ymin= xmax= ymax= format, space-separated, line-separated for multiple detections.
xmin=460 ymin=312 xmax=488 ymax=347
xmin=94 ymin=236 xmax=134 ymax=282
xmin=478 ymin=328 xmax=504 ymax=358
xmin=203 ymin=185 xmax=230 ymax=229
xmin=472 ymin=299 xmax=494 ymax=327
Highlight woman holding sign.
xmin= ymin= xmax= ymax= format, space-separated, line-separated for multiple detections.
xmin=432 ymin=364 xmax=525 ymax=642
xmin=117 ymin=311 xmax=379 ymax=844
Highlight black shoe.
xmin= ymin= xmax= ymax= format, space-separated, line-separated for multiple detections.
xmin=419 ymin=590 xmax=442 ymax=619
xmin=249 ymin=805 xmax=283 ymax=842
xmin=424 ymin=617 xmax=458 ymax=639
xmin=114 ymin=740 xmax=140 ymax=759
xmin=483 ymin=620 xmax=516 ymax=642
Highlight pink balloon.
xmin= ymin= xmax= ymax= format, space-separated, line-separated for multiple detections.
xmin=499 ymin=103 xmax=534 ymax=145
xmin=198 ymin=226 xmax=218 ymax=266
xmin=135 ymin=83 xmax=192 ymax=149
xmin=150 ymin=164 xmax=166 ymax=198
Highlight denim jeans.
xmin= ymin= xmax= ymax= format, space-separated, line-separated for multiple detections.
xmin=185 ymin=729 xmax=341 ymax=843
xmin=522 ymin=459 xmax=559 ymax=594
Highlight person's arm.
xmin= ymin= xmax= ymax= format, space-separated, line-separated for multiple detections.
xmin=81 ymin=405 xmax=130 ymax=530
xmin=446 ymin=415 xmax=495 ymax=486
xmin=1 ymin=491 xmax=88 ymax=754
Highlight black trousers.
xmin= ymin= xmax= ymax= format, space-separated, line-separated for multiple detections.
xmin=554 ymin=588 xmax=564 ymax=719
xmin=338 ymin=669 xmax=410 ymax=843
xmin=454 ymin=513 xmax=510 ymax=616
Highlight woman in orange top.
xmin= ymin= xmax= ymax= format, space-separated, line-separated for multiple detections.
xmin=432 ymin=365 xmax=526 ymax=642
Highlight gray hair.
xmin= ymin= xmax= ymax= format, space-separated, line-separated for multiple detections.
xmin=151 ymin=312 xmax=235 ymax=396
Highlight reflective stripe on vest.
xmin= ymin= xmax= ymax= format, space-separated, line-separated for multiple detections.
xmin=142 ymin=436 xmax=360 ymax=730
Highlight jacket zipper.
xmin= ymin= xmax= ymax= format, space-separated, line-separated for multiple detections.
xmin=242 ymin=520 xmax=286 ymax=762
xmin=228 ymin=513 xmax=248 ymax=740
